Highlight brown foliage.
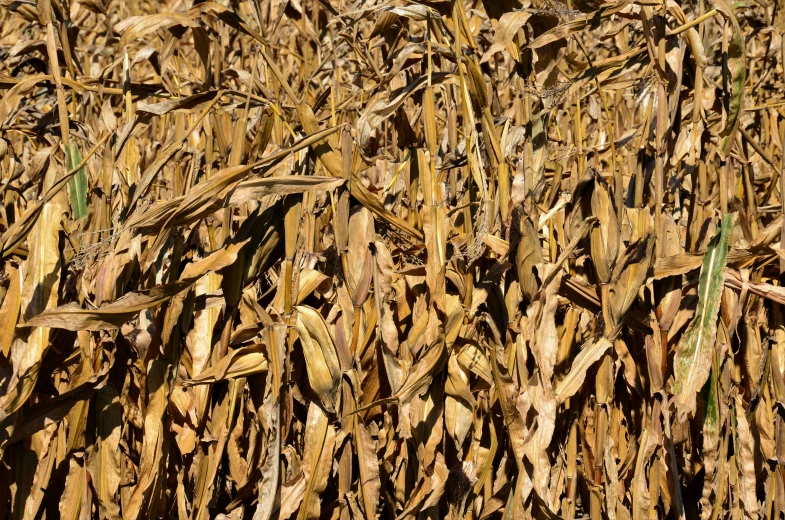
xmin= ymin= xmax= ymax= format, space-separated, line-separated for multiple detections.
xmin=1 ymin=0 xmax=784 ymax=518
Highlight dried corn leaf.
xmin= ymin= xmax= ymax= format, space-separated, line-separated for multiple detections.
xmin=0 ymin=1 xmax=779 ymax=518
xmin=24 ymin=240 xmax=246 ymax=330
xmin=295 ymin=305 xmax=342 ymax=414
xmin=183 ymin=344 xmax=269 ymax=385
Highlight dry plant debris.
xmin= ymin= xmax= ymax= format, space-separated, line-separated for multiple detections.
xmin=1 ymin=0 xmax=785 ymax=518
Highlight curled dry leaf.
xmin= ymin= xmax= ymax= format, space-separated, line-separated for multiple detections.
xmin=295 ymin=305 xmax=342 ymax=414
xmin=480 ymin=11 xmax=533 ymax=63
xmin=608 ymin=234 xmax=655 ymax=328
xmin=183 ymin=344 xmax=269 ymax=385
xmin=115 ymin=12 xmax=200 ymax=47
xmin=555 ymin=337 xmax=613 ymax=404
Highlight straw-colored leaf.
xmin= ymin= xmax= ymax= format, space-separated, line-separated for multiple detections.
xmin=555 ymin=337 xmax=613 ymax=404
xmin=481 ymin=11 xmax=533 ymax=63
xmin=116 ymin=13 xmax=200 ymax=47
xmin=0 ymin=0 xmax=777 ymax=518
xmin=183 ymin=344 xmax=269 ymax=385
xmin=2 ymin=163 xmax=65 ymax=417
xmin=733 ymin=395 xmax=758 ymax=519
xmin=123 ymin=360 xmax=173 ymax=520
xmin=58 ymin=456 xmax=85 ymax=520
xmin=297 ymin=402 xmax=337 ymax=520
xmin=24 ymin=240 xmax=246 ymax=330
xmin=296 ymin=305 xmax=342 ymax=414
xmin=88 ymin=385 xmax=123 ymax=520
xmin=608 ymin=234 xmax=655 ymax=328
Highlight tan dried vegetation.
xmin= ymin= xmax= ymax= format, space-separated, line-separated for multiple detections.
xmin=0 ymin=0 xmax=784 ymax=518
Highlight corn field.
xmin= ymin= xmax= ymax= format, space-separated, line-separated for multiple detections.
xmin=1 ymin=0 xmax=785 ymax=518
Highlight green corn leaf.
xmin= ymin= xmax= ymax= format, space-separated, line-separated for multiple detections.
xmin=672 ymin=214 xmax=733 ymax=421
xmin=65 ymin=143 xmax=89 ymax=221
xmin=699 ymin=364 xmax=722 ymax=517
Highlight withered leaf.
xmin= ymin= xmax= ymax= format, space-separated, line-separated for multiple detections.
xmin=0 ymin=2 xmax=776 ymax=519
xmin=296 ymin=305 xmax=342 ymax=414
xmin=24 ymin=241 xmax=247 ymax=330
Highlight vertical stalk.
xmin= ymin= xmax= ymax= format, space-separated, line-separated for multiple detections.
xmin=655 ymin=41 xmax=667 ymax=258
xmin=41 ymin=0 xmax=70 ymax=154
xmin=780 ymin=118 xmax=785 ymax=275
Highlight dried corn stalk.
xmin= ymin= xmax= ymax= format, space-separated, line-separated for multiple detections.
xmin=0 ymin=0 xmax=783 ymax=518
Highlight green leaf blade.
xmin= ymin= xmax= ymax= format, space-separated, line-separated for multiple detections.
xmin=672 ymin=214 xmax=733 ymax=421
xmin=65 ymin=143 xmax=89 ymax=221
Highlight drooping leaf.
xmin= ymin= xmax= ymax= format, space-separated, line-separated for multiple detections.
xmin=555 ymin=337 xmax=613 ymax=404
xmin=24 ymin=240 xmax=247 ymax=330
xmin=183 ymin=344 xmax=269 ymax=385
xmin=480 ymin=11 xmax=532 ymax=63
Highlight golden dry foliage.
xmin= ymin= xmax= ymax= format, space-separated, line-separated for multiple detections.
xmin=2 ymin=0 xmax=785 ymax=518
